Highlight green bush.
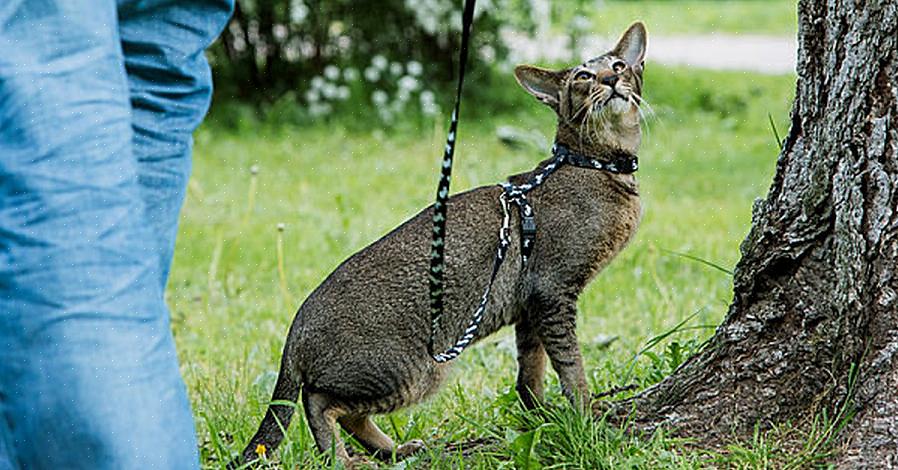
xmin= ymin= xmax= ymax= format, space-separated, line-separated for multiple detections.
xmin=209 ymin=0 xmax=511 ymax=117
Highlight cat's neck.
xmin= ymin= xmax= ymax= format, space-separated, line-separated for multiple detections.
xmin=554 ymin=117 xmax=641 ymax=157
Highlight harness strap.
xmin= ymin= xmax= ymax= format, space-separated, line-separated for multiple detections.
xmin=430 ymin=143 xmax=637 ymax=363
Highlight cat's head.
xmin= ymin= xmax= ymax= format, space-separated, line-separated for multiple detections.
xmin=514 ymin=22 xmax=647 ymax=152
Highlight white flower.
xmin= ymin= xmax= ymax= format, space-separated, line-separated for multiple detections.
xmin=290 ymin=0 xmax=309 ymax=24
xmin=324 ymin=65 xmax=340 ymax=80
xmin=406 ymin=61 xmax=423 ymax=76
xmin=311 ymin=76 xmax=324 ymax=89
xmin=371 ymin=90 xmax=388 ymax=106
xmin=305 ymin=89 xmax=320 ymax=103
xmin=336 ymin=86 xmax=350 ymax=100
xmin=272 ymin=24 xmax=288 ymax=41
xmin=364 ymin=66 xmax=380 ymax=82
xmin=336 ymin=35 xmax=351 ymax=50
xmin=372 ymin=55 xmax=388 ymax=70
xmin=419 ymin=90 xmax=435 ymax=104
xmin=389 ymin=62 xmax=403 ymax=76
xmin=450 ymin=11 xmax=461 ymax=30
xmin=404 ymin=0 xmax=493 ymax=34
xmin=422 ymin=101 xmax=440 ymax=116
xmin=479 ymin=45 xmax=496 ymax=63
xmin=343 ymin=67 xmax=359 ymax=81
xmin=283 ymin=44 xmax=300 ymax=62
xmin=398 ymin=76 xmax=419 ymax=92
xmin=396 ymin=89 xmax=410 ymax=103
xmin=321 ymin=83 xmax=338 ymax=99
xmin=420 ymin=16 xmax=438 ymax=34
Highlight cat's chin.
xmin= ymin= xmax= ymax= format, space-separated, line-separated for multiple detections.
xmin=607 ymin=96 xmax=633 ymax=114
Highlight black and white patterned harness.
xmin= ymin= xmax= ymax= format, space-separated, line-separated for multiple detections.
xmin=429 ymin=143 xmax=638 ymax=363
xmin=425 ymin=0 xmax=642 ymax=363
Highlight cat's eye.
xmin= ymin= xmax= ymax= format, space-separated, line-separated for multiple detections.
xmin=573 ymin=70 xmax=594 ymax=81
xmin=611 ymin=60 xmax=627 ymax=74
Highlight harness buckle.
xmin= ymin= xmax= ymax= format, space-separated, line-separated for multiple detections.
xmin=521 ymin=215 xmax=537 ymax=236
xmin=520 ymin=214 xmax=537 ymax=263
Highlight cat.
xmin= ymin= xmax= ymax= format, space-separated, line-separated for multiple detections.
xmin=233 ymin=21 xmax=647 ymax=469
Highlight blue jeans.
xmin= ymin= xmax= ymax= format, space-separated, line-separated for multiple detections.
xmin=0 ymin=1 xmax=232 ymax=468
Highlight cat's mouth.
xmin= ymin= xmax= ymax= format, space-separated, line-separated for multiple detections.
xmin=590 ymin=88 xmax=631 ymax=114
xmin=608 ymin=90 xmax=629 ymax=103
xmin=602 ymin=90 xmax=630 ymax=108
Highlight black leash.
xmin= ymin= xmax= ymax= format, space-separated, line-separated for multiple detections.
xmin=428 ymin=0 xmax=477 ymax=360
xmin=429 ymin=140 xmax=638 ymax=363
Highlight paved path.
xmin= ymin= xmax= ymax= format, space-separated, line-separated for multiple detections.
xmin=504 ymin=32 xmax=797 ymax=74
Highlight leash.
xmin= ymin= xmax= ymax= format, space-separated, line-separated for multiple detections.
xmin=429 ymin=140 xmax=638 ymax=363
xmin=428 ymin=0 xmax=477 ymax=359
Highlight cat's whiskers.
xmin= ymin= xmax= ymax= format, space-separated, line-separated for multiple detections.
xmin=589 ymin=107 xmax=605 ymax=143
xmin=585 ymin=89 xmax=608 ymax=144
xmin=630 ymin=98 xmax=650 ymax=139
xmin=578 ymin=117 xmax=591 ymax=144
xmin=628 ymin=92 xmax=655 ymax=138
xmin=589 ymin=88 xmax=614 ymax=143
xmin=568 ymin=88 xmax=601 ymax=146
xmin=582 ymin=90 xmax=600 ymax=144
xmin=571 ymin=90 xmax=597 ymax=121
xmin=578 ymin=114 xmax=589 ymax=145
xmin=630 ymin=93 xmax=656 ymax=119
xmin=627 ymin=92 xmax=645 ymax=120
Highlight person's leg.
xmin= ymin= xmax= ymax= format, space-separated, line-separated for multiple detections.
xmin=117 ymin=0 xmax=234 ymax=289
xmin=0 ymin=416 xmax=13 ymax=470
xmin=0 ymin=1 xmax=203 ymax=467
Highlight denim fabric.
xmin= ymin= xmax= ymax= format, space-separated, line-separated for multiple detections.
xmin=0 ymin=0 xmax=232 ymax=468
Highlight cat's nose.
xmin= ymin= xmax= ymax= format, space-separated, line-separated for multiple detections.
xmin=601 ymin=74 xmax=619 ymax=87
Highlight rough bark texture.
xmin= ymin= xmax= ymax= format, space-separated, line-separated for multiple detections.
xmin=623 ymin=1 xmax=898 ymax=467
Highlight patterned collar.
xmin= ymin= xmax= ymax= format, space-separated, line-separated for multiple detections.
xmin=551 ymin=143 xmax=639 ymax=174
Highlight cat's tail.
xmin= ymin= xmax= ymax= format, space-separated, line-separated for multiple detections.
xmin=229 ymin=354 xmax=302 ymax=469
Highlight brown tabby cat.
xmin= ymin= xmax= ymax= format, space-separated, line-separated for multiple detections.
xmin=234 ymin=21 xmax=647 ymax=469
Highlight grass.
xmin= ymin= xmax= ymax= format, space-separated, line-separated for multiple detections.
xmin=584 ymin=0 xmax=798 ymax=36
xmin=170 ymin=64 xmax=805 ymax=468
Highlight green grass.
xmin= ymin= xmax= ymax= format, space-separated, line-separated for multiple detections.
xmin=583 ymin=0 xmax=797 ymax=36
xmin=171 ymin=64 xmax=805 ymax=468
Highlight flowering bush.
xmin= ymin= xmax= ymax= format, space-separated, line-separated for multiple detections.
xmin=300 ymin=56 xmax=440 ymax=122
xmin=211 ymin=0 xmax=510 ymax=122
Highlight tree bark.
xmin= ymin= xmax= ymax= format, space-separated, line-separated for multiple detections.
xmin=620 ymin=1 xmax=898 ymax=467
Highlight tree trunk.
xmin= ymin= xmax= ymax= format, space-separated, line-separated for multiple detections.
xmin=621 ymin=1 xmax=897 ymax=467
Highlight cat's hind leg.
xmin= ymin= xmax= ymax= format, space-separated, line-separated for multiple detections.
xmin=339 ymin=414 xmax=425 ymax=461
xmin=302 ymin=392 xmax=365 ymax=468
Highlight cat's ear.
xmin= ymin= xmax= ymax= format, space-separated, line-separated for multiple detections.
xmin=612 ymin=22 xmax=647 ymax=68
xmin=514 ymin=65 xmax=565 ymax=109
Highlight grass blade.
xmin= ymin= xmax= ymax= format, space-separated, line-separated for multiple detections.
xmin=768 ymin=112 xmax=783 ymax=151
xmin=661 ymin=248 xmax=734 ymax=276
